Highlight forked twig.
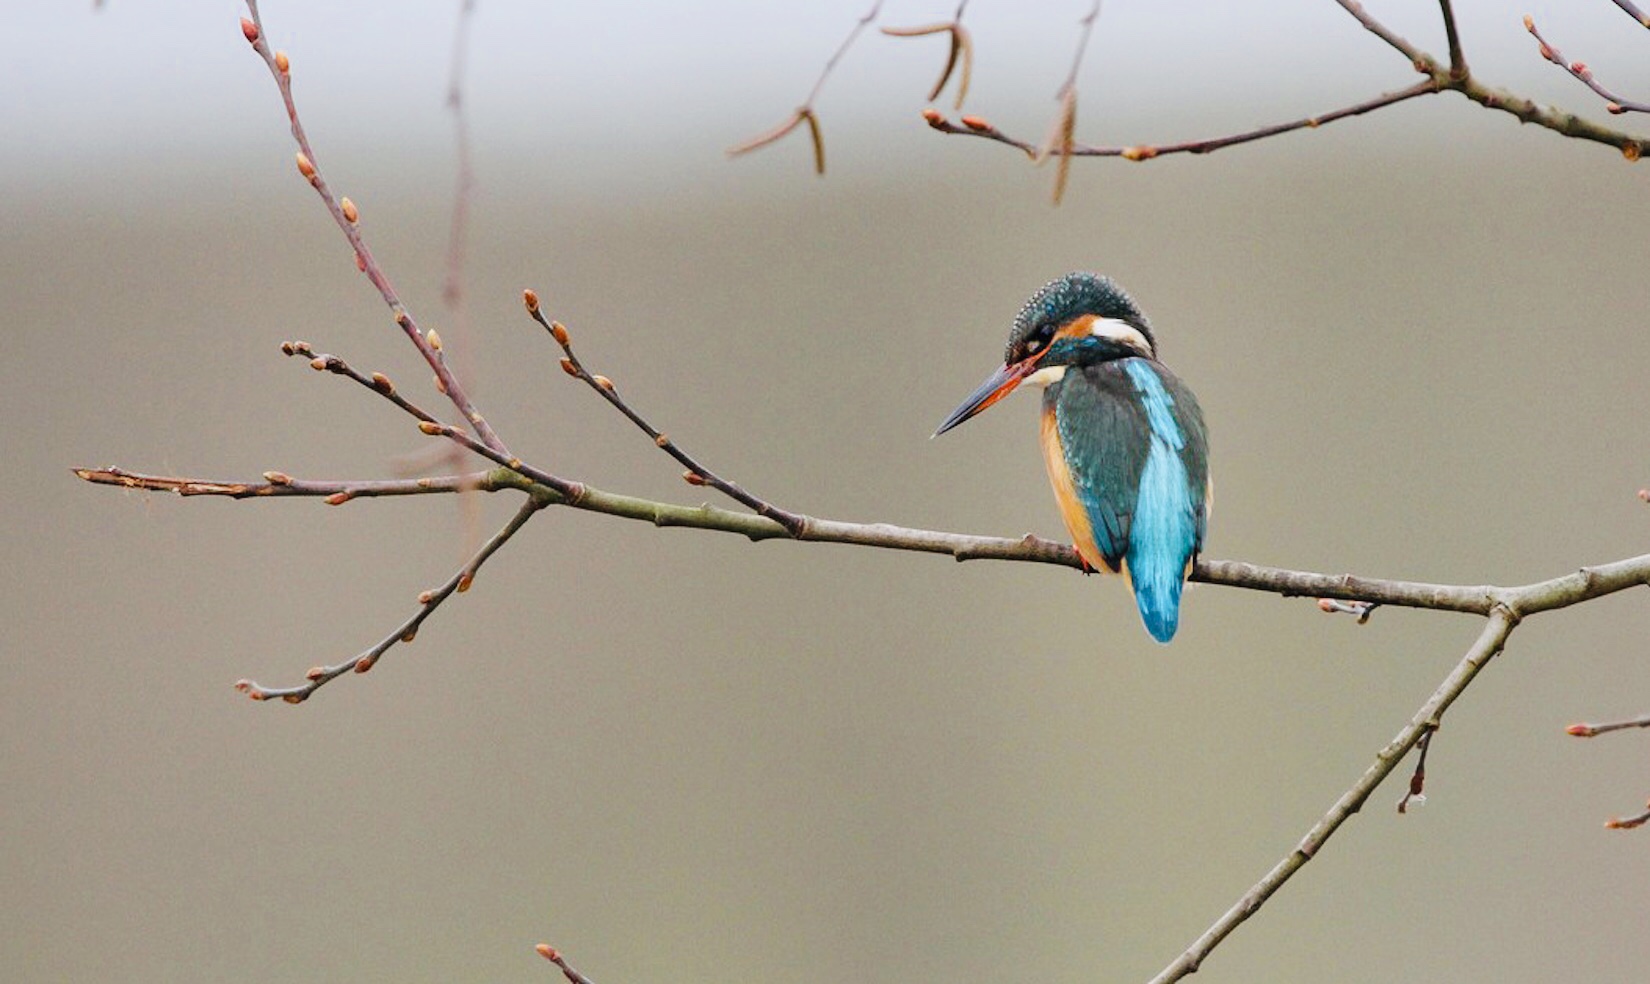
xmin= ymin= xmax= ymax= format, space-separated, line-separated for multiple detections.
xmin=1525 ymin=15 xmax=1650 ymax=115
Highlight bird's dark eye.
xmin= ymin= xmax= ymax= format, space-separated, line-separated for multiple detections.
xmin=1024 ymin=324 xmax=1055 ymax=355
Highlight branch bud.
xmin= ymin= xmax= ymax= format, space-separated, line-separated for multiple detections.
xmin=550 ymin=321 xmax=570 ymax=346
xmin=295 ymin=151 xmax=317 ymax=181
xmin=960 ymin=115 xmax=992 ymax=132
xmin=306 ymin=666 xmax=326 ymax=680
xmin=354 ymin=656 xmax=376 ymax=673
xmin=433 ymin=373 xmax=448 ymax=394
xmin=340 ymin=196 xmax=359 ymax=223
xmin=274 ymin=50 xmax=290 ymax=75
xmin=262 ymin=470 xmax=292 ymax=485
xmin=1566 ymin=723 xmax=1594 ymax=737
xmin=401 ymin=628 xmax=417 ymax=643
xmin=427 ymin=329 xmax=443 ymax=351
xmin=309 ymin=357 xmax=327 ymax=371
xmin=419 ymin=421 xmax=443 ymax=435
xmin=1623 ymin=143 xmax=1641 ymax=162
xmin=240 ymin=17 xmax=260 ymax=43
xmin=592 ymin=374 xmax=614 ymax=391
xmin=559 ymin=357 xmax=578 ymax=377
xmin=1122 ymin=145 xmax=1158 ymax=161
xmin=523 ymin=288 xmax=540 ymax=313
xmin=325 ymin=491 xmax=351 ymax=505
xmin=655 ymin=434 xmax=669 ymax=447
xmin=370 ymin=371 xmax=394 ymax=394
xmin=683 ymin=470 xmax=707 ymax=486
xmin=1522 ymin=14 xmax=1534 ymax=31
xmin=355 ymin=252 xmax=368 ymax=272
xmin=537 ymin=945 xmax=559 ymax=962
xmin=922 ymin=108 xmax=945 ymax=126
xmin=417 ymin=589 xmax=436 ymax=605
xmin=457 ymin=571 xmax=474 ymax=593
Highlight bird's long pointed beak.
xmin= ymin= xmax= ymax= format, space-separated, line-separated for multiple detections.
xmin=933 ymin=359 xmax=1033 ymax=437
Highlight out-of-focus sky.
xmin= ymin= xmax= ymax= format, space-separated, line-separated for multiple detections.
xmin=6 ymin=4 xmax=1650 ymax=984
xmin=5 ymin=1 xmax=1646 ymax=195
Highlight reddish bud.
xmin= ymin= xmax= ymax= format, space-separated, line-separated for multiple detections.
xmin=655 ymin=434 xmax=669 ymax=447
xmin=559 ymin=357 xmax=578 ymax=377
xmin=1123 ymin=145 xmax=1158 ymax=161
xmin=370 ymin=371 xmax=393 ymax=394
xmin=282 ymin=693 xmax=304 ymax=704
xmin=1566 ymin=723 xmax=1594 ymax=736
xmin=234 ymin=679 xmax=253 ymax=693
xmin=295 ymin=151 xmax=316 ymax=180
xmin=355 ymin=252 xmax=367 ymax=272
xmin=960 ymin=115 xmax=992 ymax=131
xmin=1317 ymin=599 xmax=1336 ymax=612
xmin=309 ymin=357 xmax=327 ymax=371
xmin=537 ymin=945 xmax=559 ymax=961
xmin=1638 ymin=488 xmax=1650 ymax=502
xmin=922 ymin=108 xmax=944 ymax=124
xmin=395 ymin=312 xmax=413 ymax=329
xmin=593 ymin=374 xmax=614 ymax=391
xmin=457 ymin=572 xmax=474 ymax=593
xmin=262 ymin=470 xmax=292 ymax=485
xmin=247 ymin=689 xmax=267 ymax=701
xmin=418 ymin=421 xmax=442 ymax=435
xmin=1522 ymin=14 xmax=1534 ymax=30
xmin=325 ymin=491 xmax=351 ymax=505
xmin=1626 ymin=143 xmax=1642 ymax=162
xmin=550 ymin=321 xmax=570 ymax=346
xmin=433 ymin=373 xmax=448 ymax=394
xmin=427 ymin=329 xmax=443 ymax=351
xmin=417 ymin=590 xmax=436 ymax=605
xmin=523 ymin=288 xmax=540 ymax=313
xmin=401 ymin=629 xmax=417 ymax=643
xmin=340 ymin=196 xmax=359 ymax=223
xmin=306 ymin=666 xmax=326 ymax=681
xmin=354 ymin=656 xmax=375 ymax=673
xmin=683 ymin=470 xmax=707 ymax=486
xmin=274 ymin=50 xmax=290 ymax=74
xmin=240 ymin=17 xmax=259 ymax=43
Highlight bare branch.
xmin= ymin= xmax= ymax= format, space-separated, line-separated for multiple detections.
xmin=1525 ymin=16 xmax=1650 ymax=115
xmin=536 ymin=945 xmax=597 ymax=984
xmin=234 ymin=496 xmax=549 ymax=703
xmin=522 ymin=291 xmax=808 ymax=536
xmin=1437 ymin=0 xmax=1467 ymax=79
xmin=1396 ymin=725 xmax=1435 ymax=813
xmin=728 ymin=1 xmax=886 ymax=174
xmin=923 ymin=79 xmax=1441 ymax=161
xmin=1568 ymin=713 xmax=1650 ymax=737
xmin=1150 ymin=608 xmax=1518 ymax=983
xmin=1609 ymin=0 xmax=1650 ymax=29
xmin=240 ymin=0 xmax=508 ymax=454
xmin=73 ymin=466 xmax=494 ymax=503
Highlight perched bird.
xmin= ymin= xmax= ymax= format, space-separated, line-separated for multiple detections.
xmin=934 ymin=273 xmax=1210 ymax=642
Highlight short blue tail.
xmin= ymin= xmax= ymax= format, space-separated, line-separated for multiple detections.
xmin=1125 ymin=432 xmax=1198 ymax=643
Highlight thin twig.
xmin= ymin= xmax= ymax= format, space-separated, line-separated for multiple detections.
xmin=234 ymin=496 xmax=549 ymax=703
xmin=1567 ymin=713 xmax=1650 ymax=737
xmin=924 ymin=79 xmax=1441 ymax=161
xmin=1609 ymin=0 xmax=1650 ymax=29
xmin=522 ymin=292 xmax=808 ymax=535
xmin=278 ymin=339 xmax=586 ymax=503
xmin=727 ymin=0 xmax=886 ymax=173
xmin=923 ymin=2 xmax=1648 ymax=166
xmin=1149 ymin=609 xmax=1518 ymax=983
xmin=239 ymin=2 xmax=509 ymax=454
xmin=73 ymin=466 xmax=494 ymax=504
xmin=1524 ymin=16 xmax=1650 ymax=115
xmin=1397 ymin=725 xmax=1435 ymax=813
xmin=1605 ymin=804 xmax=1650 ymax=830
xmin=536 ymin=945 xmax=597 ymax=984
xmin=1437 ymin=0 xmax=1467 ymax=79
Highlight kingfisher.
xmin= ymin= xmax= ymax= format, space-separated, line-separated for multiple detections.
xmin=934 ymin=272 xmax=1210 ymax=643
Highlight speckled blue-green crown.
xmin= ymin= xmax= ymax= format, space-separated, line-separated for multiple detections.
xmin=1008 ymin=272 xmax=1155 ymax=360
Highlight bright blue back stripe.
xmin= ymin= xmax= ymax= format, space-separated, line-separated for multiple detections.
xmin=1122 ymin=361 xmax=1196 ymax=642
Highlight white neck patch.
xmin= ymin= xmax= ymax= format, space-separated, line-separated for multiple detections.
xmin=1021 ymin=364 xmax=1067 ymax=389
xmin=1089 ymin=316 xmax=1153 ymax=356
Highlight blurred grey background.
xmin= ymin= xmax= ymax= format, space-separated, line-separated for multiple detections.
xmin=5 ymin=1 xmax=1650 ymax=981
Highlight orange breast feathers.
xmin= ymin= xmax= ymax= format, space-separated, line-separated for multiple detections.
xmin=1040 ymin=406 xmax=1111 ymax=573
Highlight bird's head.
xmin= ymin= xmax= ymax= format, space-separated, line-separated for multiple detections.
xmin=934 ymin=272 xmax=1155 ymax=437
